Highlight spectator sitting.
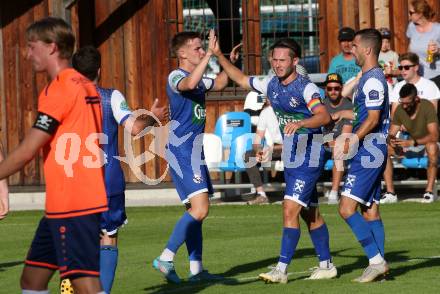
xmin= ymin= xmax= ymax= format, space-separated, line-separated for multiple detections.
xmin=322 ymin=73 xmax=353 ymax=204
xmin=245 ymin=100 xmax=283 ymax=205
xmin=328 ymin=27 xmax=361 ymax=84
xmin=381 ymin=83 xmax=439 ymax=204
xmin=390 ymin=52 xmax=440 ymax=114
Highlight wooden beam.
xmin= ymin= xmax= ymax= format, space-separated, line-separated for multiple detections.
xmin=342 ymin=0 xmax=359 ymax=30
xmin=374 ymin=0 xmax=390 ymax=29
xmin=242 ymin=0 xmax=261 ymax=75
xmin=326 ymin=0 xmax=339 ymax=70
xmin=318 ymin=0 xmax=328 ymax=72
xmin=390 ymin=0 xmax=408 ymax=54
xmin=358 ymin=0 xmax=374 ymax=29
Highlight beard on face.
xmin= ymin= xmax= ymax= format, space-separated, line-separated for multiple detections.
xmin=404 ymin=102 xmax=418 ymax=116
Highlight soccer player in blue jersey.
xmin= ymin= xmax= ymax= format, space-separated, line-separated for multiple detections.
xmin=71 ymin=46 xmax=168 ymax=293
xmin=212 ymin=38 xmax=337 ymax=283
xmin=153 ymin=30 xmax=235 ymax=284
xmin=337 ymin=28 xmax=390 ymax=282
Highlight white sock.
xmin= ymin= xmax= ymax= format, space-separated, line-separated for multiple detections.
xmin=160 ymin=248 xmax=175 ymax=262
xmin=369 ymin=253 xmax=384 ymax=265
xmin=257 ymin=191 xmax=267 ymax=197
xmin=190 ymin=260 xmax=203 ymax=275
xmin=319 ymin=259 xmax=334 ymax=269
xmin=22 ymin=290 xmax=49 ymax=294
xmin=276 ymin=262 xmax=288 ymax=273
xmin=329 ymin=190 xmax=338 ymax=198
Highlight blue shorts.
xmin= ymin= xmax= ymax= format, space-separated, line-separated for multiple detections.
xmin=101 ymin=192 xmax=127 ymax=236
xmin=341 ymin=143 xmax=387 ymax=206
xmin=283 ymin=135 xmax=325 ymax=207
xmin=169 ymin=155 xmax=213 ymax=204
xmin=25 ymin=213 xmax=101 ymax=279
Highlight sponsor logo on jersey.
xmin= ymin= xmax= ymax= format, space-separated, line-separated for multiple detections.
xmin=193 ymin=102 xmax=206 ymax=124
xmin=368 ymin=90 xmax=379 ymax=100
xmin=274 ymin=109 xmax=306 ymax=133
xmin=171 ymin=73 xmax=184 ymax=86
xmin=120 ymin=100 xmax=131 ymax=111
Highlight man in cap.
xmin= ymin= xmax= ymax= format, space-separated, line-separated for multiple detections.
xmin=322 ymin=73 xmax=353 ymax=204
xmin=328 ymin=27 xmax=361 ymax=83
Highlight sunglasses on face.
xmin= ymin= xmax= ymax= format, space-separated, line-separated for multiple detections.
xmin=326 ymin=86 xmax=341 ymax=91
xmin=398 ymin=98 xmax=415 ymax=105
xmin=398 ymin=64 xmax=416 ymax=71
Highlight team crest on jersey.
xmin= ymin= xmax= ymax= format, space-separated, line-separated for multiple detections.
xmin=272 ymin=91 xmax=279 ymax=101
xmin=193 ymin=174 xmax=203 ymax=184
xmin=289 ymin=97 xmax=300 ymax=108
xmin=294 ymin=179 xmax=306 ymax=193
xmin=345 ymin=174 xmax=356 ymax=187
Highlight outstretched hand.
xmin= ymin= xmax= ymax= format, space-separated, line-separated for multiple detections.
xmin=150 ymin=99 xmax=169 ymax=122
xmin=230 ymin=43 xmax=242 ymax=64
xmin=208 ymin=29 xmax=222 ymax=57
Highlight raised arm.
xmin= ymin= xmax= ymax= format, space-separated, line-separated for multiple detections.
xmin=123 ymin=99 xmax=168 ymax=136
xmin=210 ymin=38 xmax=252 ymax=90
xmin=177 ymin=30 xmax=217 ymax=91
xmin=211 ymin=43 xmax=243 ymax=91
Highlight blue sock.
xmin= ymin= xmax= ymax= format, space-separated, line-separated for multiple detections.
xmin=185 ymin=218 xmax=203 ymax=261
xmin=309 ymin=223 xmax=331 ymax=262
xmin=279 ymin=227 xmax=301 ymax=264
xmin=345 ymin=212 xmax=380 ymax=259
xmin=166 ymin=212 xmax=198 ymax=253
xmin=367 ymin=219 xmax=385 ymax=257
xmin=100 ymin=245 xmax=118 ymax=293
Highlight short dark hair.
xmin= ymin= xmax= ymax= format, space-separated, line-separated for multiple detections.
xmin=355 ymin=28 xmax=382 ymax=57
xmin=270 ymin=38 xmax=301 ymax=59
xmin=72 ymin=46 xmax=101 ymax=81
xmin=399 ymin=52 xmax=420 ymax=65
xmin=399 ymin=83 xmax=418 ymax=99
xmin=171 ymin=31 xmax=201 ymax=57
xmin=26 ymin=17 xmax=75 ymax=59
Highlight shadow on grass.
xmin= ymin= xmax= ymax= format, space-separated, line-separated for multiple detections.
xmin=0 ymin=261 xmax=23 ymax=272
xmin=143 ymin=248 xmax=347 ymax=293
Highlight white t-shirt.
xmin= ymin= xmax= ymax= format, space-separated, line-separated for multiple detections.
xmin=390 ymin=77 xmax=440 ymax=103
xmin=256 ymin=106 xmax=283 ymax=146
xmin=110 ymin=89 xmax=133 ymax=124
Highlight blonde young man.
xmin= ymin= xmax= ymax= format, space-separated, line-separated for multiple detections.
xmin=0 ymin=17 xmax=107 ymax=293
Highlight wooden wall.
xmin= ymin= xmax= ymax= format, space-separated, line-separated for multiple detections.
xmin=318 ymin=0 xmax=440 ymax=72
xmin=2 ymin=0 xmax=440 ymax=185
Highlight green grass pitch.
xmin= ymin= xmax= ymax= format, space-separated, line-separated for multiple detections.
xmin=0 ymin=203 xmax=439 ymax=293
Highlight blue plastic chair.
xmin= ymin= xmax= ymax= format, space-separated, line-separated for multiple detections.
xmin=324 ymin=159 xmax=334 ymax=171
xmin=220 ymin=133 xmax=254 ymax=172
xmin=214 ymin=112 xmax=252 ymax=148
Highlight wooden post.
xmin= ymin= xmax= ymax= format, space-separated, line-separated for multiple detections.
xmin=390 ymin=0 xmax=408 ymax=54
xmin=242 ymin=0 xmax=261 ymax=75
xmin=358 ymin=0 xmax=374 ymax=29
xmin=342 ymin=0 xmax=359 ymax=30
xmin=374 ymin=0 xmax=390 ymax=29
